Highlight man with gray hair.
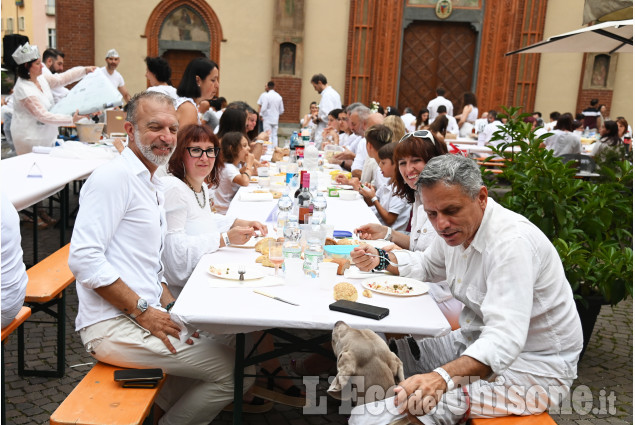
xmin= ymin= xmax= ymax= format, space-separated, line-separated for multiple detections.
xmin=351 ymin=154 xmax=582 ymax=423
xmin=69 ymin=91 xmax=248 ymax=424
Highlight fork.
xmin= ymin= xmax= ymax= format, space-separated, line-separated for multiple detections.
xmin=363 ymin=253 xmax=409 ymax=267
xmin=238 ymin=265 xmax=246 ymax=281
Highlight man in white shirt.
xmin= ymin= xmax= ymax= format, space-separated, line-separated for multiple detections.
xmin=100 ymin=49 xmax=131 ymax=103
xmin=436 ymin=105 xmax=459 ymax=136
xmin=68 ymin=91 xmax=247 ymax=424
xmin=400 ymin=107 xmax=416 ymax=132
xmin=427 ymin=87 xmax=454 ymax=123
xmin=310 ymin=73 xmax=342 ymax=148
xmin=478 ymin=110 xmax=502 ymax=146
xmin=41 ymin=48 xmax=69 ymax=104
xmin=257 ymin=81 xmax=284 ymax=146
xmin=351 ymin=154 xmax=583 ymax=424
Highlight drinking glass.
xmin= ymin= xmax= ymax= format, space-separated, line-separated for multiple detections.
xmin=268 ymin=240 xmax=285 ymax=276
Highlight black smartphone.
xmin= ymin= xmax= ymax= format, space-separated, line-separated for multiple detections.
xmin=122 ymin=380 xmax=159 ymax=389
xmin=113 ymin=368 xmax=163 ymax=382
xmin=329 ymin=300 xmax=390 ymax=320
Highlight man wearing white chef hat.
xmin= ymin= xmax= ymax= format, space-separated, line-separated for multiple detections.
xmin=100 ymin=48 xmax=131 ymax=103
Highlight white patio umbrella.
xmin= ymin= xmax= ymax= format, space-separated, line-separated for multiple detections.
xmin=506 ymin=19 xmax=632 ymax=55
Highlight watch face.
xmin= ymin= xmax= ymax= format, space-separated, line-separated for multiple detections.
xmin=138 ymin=298 xmax=148 ymax=312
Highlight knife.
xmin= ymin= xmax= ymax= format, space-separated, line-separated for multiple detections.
xmin=253 ymin=290 xmax=299 ymax=306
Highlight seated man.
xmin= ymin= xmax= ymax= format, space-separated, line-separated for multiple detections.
xmin=69 ymin=91 xmax=251 ymax=425
xmin=351 ymin=154 xmax=582 ymax=424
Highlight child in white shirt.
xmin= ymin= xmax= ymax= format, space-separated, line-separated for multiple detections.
xmin=212 ymin=131 xmax=254 ymax=214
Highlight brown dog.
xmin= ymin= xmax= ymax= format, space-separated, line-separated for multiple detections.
xmin=328 ymin=321 xmax=405 ymax=404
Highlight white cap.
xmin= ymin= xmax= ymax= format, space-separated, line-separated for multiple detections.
xmin=105 ymin=49 xmax=119 ymax=58
xmin=12 ymin=42 xmax=40 ymax=65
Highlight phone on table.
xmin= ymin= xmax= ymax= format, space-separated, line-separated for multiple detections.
xmin=329 ymin=300 xmax=390 ymax=320
xmin=114 ymin=368 xmax=163 ymax=388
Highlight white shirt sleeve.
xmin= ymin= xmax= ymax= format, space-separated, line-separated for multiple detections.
xmin=162 ymin=184 xmax=221 ymax=291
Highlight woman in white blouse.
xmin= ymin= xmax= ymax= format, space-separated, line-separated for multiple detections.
xmin=162 ymin=125 xmax=266 ymax=298
xmin=355 ymin=131 xmax=463 ymax=330
xmin=10 ymin=43 xmax=95 ymax=155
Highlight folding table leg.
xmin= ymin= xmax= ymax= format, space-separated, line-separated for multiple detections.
xmin=233 ymin=333 xmax=245 ymax=425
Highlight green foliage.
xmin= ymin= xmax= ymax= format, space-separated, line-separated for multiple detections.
xmin=484 ymin=106 xmax=633 ymax=305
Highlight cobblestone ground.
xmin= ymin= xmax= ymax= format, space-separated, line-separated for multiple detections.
xmin=2 ymin=178 xmax=632 ymax=424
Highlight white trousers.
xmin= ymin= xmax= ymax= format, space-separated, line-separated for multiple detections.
xmin=390 ymin=330 xmax=572 ymax=424
xmin=263 ymin=121 xmax=279 ymax=146
xmin=80 ymin=315 xmax=254 ymax=425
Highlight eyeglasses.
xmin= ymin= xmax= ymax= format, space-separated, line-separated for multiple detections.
xmin=398 ymin=130 xmax=436 ymax=146
xmin=186 ymin=147 xmax=220 ymax=158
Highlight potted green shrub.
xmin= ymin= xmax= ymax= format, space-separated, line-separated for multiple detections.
xmin=483 ymin=107 xmax=633 ymax=355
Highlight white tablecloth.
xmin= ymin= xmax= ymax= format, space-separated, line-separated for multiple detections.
xmin=1 ymin=152 xmax=112 ymax=210
xmin=173 ymin=178 xmax=451 ymax=338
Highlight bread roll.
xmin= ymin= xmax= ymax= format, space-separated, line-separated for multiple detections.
xmin=255 ymin=255 xmax=276 ymax=268
xmin=324 ymin=237 xmax=338 ymax=246
xmin=255 ymin=237 xmax=275 ymax=254
xmin=333 ymin=282 xmax=358 ymax=302
xmin=326 ymin=257 xmax=350 ymax=275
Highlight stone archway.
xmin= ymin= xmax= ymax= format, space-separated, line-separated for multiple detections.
xmin=145 ymin=0 xmax=222 ymax=88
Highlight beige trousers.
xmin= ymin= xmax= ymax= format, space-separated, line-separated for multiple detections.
xmin=80 ymin=315 xmax=254 ymax=425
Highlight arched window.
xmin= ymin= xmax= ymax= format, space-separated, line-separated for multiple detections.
xmin=158 ymin=5 xmax=210 ymax=56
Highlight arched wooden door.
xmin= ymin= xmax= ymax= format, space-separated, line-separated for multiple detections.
xmin=398 ymin=21 xmax=476 ymax=114
xmin=162 ymin=50 xmax=205 ymax=90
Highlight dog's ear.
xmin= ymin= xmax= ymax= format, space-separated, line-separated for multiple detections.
xmin=327 ymin=350 xmax=356 ymax=400
xmin=389 ymin=352 xmax=405 ymax=384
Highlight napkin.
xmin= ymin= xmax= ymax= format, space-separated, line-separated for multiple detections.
xmin=32 ymin=146 xmax=53 ymax=154
xmin=239 ymin=192 xmax=274 ymax=201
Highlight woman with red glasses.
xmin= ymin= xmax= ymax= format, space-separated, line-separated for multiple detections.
xmin=355 ymin=130 xmax=463 ymax=330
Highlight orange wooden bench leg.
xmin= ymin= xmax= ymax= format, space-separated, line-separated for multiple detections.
xmin=470 ymin=411 xmax=556 ymax=424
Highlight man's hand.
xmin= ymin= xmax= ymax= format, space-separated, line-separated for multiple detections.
xmin=334 ymin=149 xmax=356 ymax=161
xmin=354 ymin=223 xmax=388 ymax=240
xmin=394 ymin=372 xmax=447 ymax=421
xmin=350 ymin=244 xmax=380 ymax=271
xmin=248 ymin=221 xmax=268 ymax=236
xmin=135 ymin=307 xmax=183 ymax=354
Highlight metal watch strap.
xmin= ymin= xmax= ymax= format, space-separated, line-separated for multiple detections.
xmin=433 ymin=367 xmax=455 ymax=392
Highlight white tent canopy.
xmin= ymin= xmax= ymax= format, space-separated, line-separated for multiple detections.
xmin=506 ymin=19 xmax=632 ymax=55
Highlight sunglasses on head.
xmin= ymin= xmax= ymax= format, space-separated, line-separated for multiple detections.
xmin=398 ymin=130 xmax=436 ymax=146
xmin=186 ymin=146 xmax=220 ymax=158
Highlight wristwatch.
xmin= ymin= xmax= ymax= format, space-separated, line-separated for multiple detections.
xmin=370 ymin=196 xmax=379 ymax=204
xmin=385 ymin=226 xmax=393 ymax=242
xmin=130 ymin=298 xmax=148 ymax=319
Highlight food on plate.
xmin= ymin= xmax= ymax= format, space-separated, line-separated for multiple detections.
xmin=325 ymin=257 xmax=351 ymax=275
xmin=324 ymin=237 xmax=338 ymax=246
xmin=362 ymin=289 xmax=372 ymax=298
xmin=253 ymin=189 xmax=269 ymax=193
xmin=337 ymin=238 xmax=359 ymax=246
xmin=255 ymin=237 xmax=275 ymax=254
xmin=255 ymin=255 xmax=276 ymax=268
xmin=366 ymin=280 xmax=415 ymax=295
xmin=209 ymin=265 xmax=231 ymax=276
xmin=333 ymin=282 xmax=358 ymax=302
xmin=271 ymin=191 xmax=282 ymax=199
xmin=250 ymin=176 xmax=259 ymax=182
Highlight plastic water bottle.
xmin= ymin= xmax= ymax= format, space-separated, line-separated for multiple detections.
xmin=283 ymin=210 xmax=302 ymax=261
xmin=311 ymin=191 xmax=328 ymax=225
xmin=276 ymin=189 xmax=293 ymax=238
xmin=303 ymin=238 xmax=323 ymax=278
xmin=290 ymin=131 xmax=299 ymax=149
xmin=304 ymin=141 xmax=319 ymax=171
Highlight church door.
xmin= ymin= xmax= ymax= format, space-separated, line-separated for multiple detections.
xmin=162 ymin=49 xmax=205 ymax=90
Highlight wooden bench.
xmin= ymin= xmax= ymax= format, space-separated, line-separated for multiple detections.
xmin=18 ymin=244 xmax=75 ymax=378
xmin=50 ymin=362 xmax=166 ymax=425
xmin=2 ymin=306 xmax=32 ymax=425
xmin=470 ymin=411 xmax=556 ymax=424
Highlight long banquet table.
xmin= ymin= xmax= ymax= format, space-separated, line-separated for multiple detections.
xmin=171 ymin=178 xmax=451 ymax=424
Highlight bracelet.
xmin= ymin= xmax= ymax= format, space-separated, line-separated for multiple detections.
xmin=166 ymin=301 xmax=175 ymax=312
xmin=433 ymin=367 xmax=455 ymax=392
xmin=221 ymin=232 xmax=230 ymax=247
xmin=241 ymin=172 xmax=251 ymax=177
xmin=373 ymin=248 xmax=389 ymax=271
xmin=340 ymin=160 xmax=346 ymax=169
xmin=385 ymin=226 xmax=393 ymax=242
xmin=370 ymin=196 xmax=378 ymax=204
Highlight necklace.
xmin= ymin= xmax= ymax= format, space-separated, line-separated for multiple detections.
xmin=185 ymin=179 xmax=206 ymax=209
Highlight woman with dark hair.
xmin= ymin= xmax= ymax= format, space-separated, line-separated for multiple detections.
xmin=414 ymin=107 xmax=429 ymax=130
xmin=223 ymin=102 xmax=269 ymax=160
xmin=428 ymin=114 xmax=449 ymax=143
xmin=145 ymin=56 xmax=177 ymax=100
xmin=176 ymin=57 xmax=219 ymax=127
xmin=213 ymin=131 xmax=256 ymax=214
xmin=355 ymin=132 xmax=463 ymax=329
xmin=543 ymin=113 xmax=581 ymax=156
xmin=591 ymin=120 xmax=624 ymax=162
xmin=455 ymin=92 xmax=479 ymax=136
xmin=162 ymin=124 xmax=266 ymax=298
xmin=10 ymin=43 xmax=95 ymax=155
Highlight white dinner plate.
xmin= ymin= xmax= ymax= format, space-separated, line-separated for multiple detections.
xmin=323 ymin=163 xmax=340 ymax=169
xmin=208 ymin=263 xmax=266 ymax=280
xmin=359 ymin=239 xmax=395 ymax=249
xmin=361 ymin=276 xmax=429 ymax=297
xmin=344 ymin=266 xmax=389 ymax=279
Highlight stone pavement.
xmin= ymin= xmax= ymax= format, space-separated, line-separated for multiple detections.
xmin=2 ymin=177 xmax=632 ymax=424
